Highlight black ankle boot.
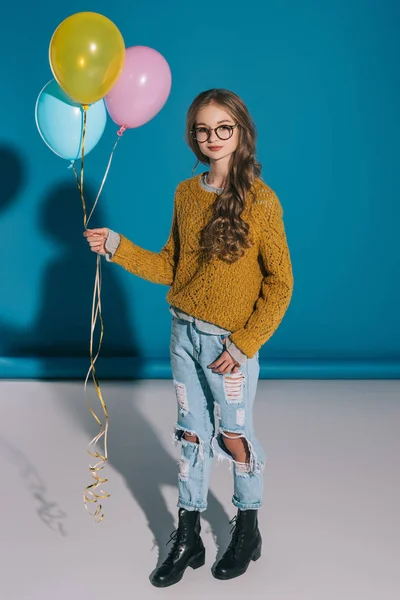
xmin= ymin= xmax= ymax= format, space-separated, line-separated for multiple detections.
xmin=150 ymin=508 xmax=206 ymax=587
xmin=212 ymin=508 xmax=262 ymax=580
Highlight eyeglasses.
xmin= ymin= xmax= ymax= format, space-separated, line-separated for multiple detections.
xmin=191 ymin=123 xmax=240 ymax=143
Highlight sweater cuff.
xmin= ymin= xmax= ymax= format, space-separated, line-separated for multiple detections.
xmin=228 ymin=331 xmax=259 ymax=360
xmin=105 ymin=229 xmax=121 ymax=262
xmin=225 ymin=337 xmax=248 ymax=365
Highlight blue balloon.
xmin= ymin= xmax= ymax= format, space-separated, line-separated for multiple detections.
xmin=35 ymin=79 xmax=107 ymax=161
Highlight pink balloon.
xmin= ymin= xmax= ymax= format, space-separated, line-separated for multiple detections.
xmin=105 ymin=46 xmax=172 ymax=129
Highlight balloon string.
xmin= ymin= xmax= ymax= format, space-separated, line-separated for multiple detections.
xmin=73 ymin=105 xmax=110 ymax=523
xmin=83 ymin=252 xmax=109 ymax=523
xmin=80 ymin=107 xmax=88 ymax=229
xmin=71 ymin=128 xmax=124 ymax=228
xmin=69 ymin=118 xmax=126 ymax=522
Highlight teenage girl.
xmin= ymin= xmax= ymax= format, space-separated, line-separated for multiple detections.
xmin=83 ymin=88 xmax=294 ymax=587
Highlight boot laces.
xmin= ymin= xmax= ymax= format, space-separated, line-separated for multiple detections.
xmin=166 ymin=529 xmax=179 ymax=546
xmin=164 ymin=521 xmax=189 ymax=561
xmin=227 ymin=515 xmax=245 ymax=559
xmin=229 ymin=515 xmax=237 ymax=534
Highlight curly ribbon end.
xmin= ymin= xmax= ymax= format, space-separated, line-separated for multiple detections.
xmin=83 ymin=446 xmax=111 ymax=523
xmin=82 ymin=421 xmax=111 ymax=523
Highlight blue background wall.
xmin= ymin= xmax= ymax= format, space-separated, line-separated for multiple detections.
xmin=0 ymin=1 xmax=399 ymax=379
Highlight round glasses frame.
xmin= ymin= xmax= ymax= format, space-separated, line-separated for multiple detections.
xmin=191 ymin=123 xmax=240 ymax=143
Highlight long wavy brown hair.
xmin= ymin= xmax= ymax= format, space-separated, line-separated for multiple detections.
xmin=185 ymin=88 xmax=262 ymax=263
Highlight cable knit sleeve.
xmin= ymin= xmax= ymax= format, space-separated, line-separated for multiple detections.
xmin=229 ymin=190 xmax=294 ymax=358
xmin=109 ymin=187 xmax=180 ymax=285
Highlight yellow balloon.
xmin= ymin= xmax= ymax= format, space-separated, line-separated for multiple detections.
xmin=49 ymin=12 xmax=125 ymax=105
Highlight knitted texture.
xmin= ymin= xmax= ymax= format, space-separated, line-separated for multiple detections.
xmin=111 ymin=173 xmax=294 ymax=358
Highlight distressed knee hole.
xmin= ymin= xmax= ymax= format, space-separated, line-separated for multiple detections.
xmin=212 ymin=430 xmax=263 ymax=474
xmin=220 ymin=430 xmax=251 ymax=464
xmin=223 ymin=371 xmax=245 ymax=403
xmin=173 ymin=425 xmax=205 ymax=462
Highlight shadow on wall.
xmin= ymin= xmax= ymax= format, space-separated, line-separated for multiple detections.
xmin=0 ymin=144 xmax=26 ymax=213
xmin=0 ymin=178 xmax=141 ymax=361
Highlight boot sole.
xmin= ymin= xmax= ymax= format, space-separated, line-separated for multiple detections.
xmin=150 ymin=549 xmax=206 ymax=588
xmin=212 ymin=545 xmax=261 ymax=580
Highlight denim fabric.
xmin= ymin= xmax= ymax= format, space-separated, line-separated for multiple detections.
xmin=168 ymin=304 xmax=248 ymax=365
xmin=170 ymin=314 xmax=266 ymax=512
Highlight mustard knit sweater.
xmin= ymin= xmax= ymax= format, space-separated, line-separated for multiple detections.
xmin=110 ymin=173 xmax=294 ymax=358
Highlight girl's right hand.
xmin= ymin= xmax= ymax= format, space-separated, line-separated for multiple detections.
xmin=83 ymin=228 xmax=110 ymax=256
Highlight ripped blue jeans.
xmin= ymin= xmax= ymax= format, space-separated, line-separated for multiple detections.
xmin=170 ymin=315 xmax=266 ymax=512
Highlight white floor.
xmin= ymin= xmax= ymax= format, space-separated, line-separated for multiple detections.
xmin=0 ymin=379 xmax=399 ymax=599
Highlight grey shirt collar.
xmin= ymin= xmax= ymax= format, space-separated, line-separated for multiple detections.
xmin=199 ymin=172 xmax=224 ymax=194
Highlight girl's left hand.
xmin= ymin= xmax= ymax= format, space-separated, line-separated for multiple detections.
xmin=207 ymin=338 xmax=241 ymax=375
